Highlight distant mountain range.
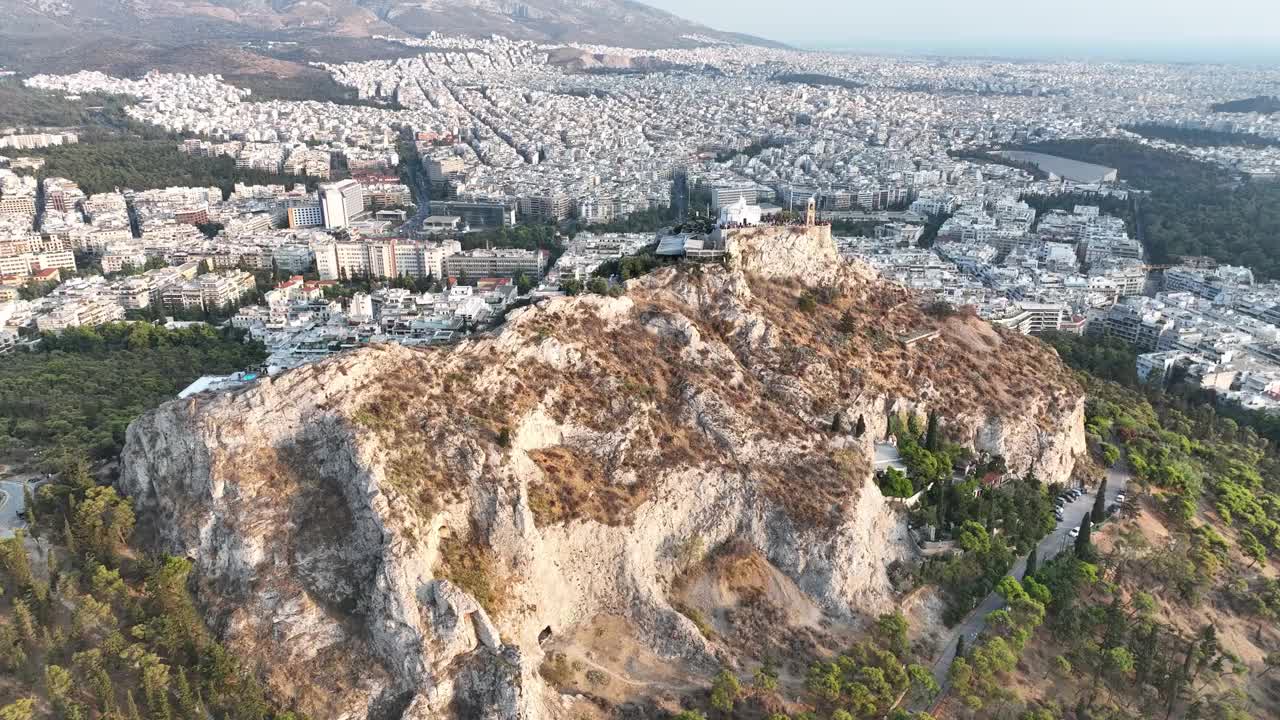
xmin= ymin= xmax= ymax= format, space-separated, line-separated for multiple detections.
xmin=0 ymin=0 xmax=782 ymax=74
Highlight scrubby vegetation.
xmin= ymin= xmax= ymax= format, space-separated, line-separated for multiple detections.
xmin=436 ymin=534 xmax=507 ymax=618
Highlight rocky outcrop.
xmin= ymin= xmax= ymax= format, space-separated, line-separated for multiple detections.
xmin=118 ymin=225 xmax=1085 ymax=719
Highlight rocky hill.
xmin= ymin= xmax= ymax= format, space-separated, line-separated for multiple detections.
xmin=117 ymin=226 xmax=1085 ymax=719
xmin=0 ymin=0 xmax=781 ymax=71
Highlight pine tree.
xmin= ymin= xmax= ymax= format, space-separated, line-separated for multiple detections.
xmin=175 ymin=670 xmax=199 ymax=718
xmin=1024 ymin=547 xmax=1038 ymax=578
xmin=1074 ymin=515 xmax=1093 ymax=557
xmin=1092 ymin=476 xmax=1108 ymax=524
xmin=124 ymin=691 xmax=143 ymax=720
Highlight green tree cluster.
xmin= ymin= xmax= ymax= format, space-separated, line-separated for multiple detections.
xmin=27 ymin=138 xmax=315 ymax=198
xmin=948 ymin=576 xmax=1050 ymax=710
xmin=592 ymin=243 xmax=664 ymax=281
xmin=0 ymin=79 xmax=132 ymax=129
xmin=0 ymin=322 xmax=265 ymax=461
xmin=1018 ymin=139 xmax=1280 ymax=279
xmin=1035 ymin=551 xmax=1243 ymax=718
xmin=804 ymin=611 xmax=936 ymax=718
xmin=1124 ymin=123 xmax=1280 ymax=149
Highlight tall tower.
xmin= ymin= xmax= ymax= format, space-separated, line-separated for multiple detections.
xmin=805 ymin=196 xmax=817 ymax=226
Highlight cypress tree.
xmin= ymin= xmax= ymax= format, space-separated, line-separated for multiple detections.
xmin=176 ymin=670 xmax=199 ymax=717
xmin=955 ymin=635 xmax=966 ymax=660
xmin=1092 ymin=476 xmax=1108 ymax=523
xmin=1024 ymin=546 xmax=1038 ymax=578
xmin=1075 ymin=515 xmax=1093 ymax=557
xmin=925 ymin=412 xmax=941 ymax=452
xmin=22 ymin=484 xmax=36 ymax=528
xmin=62 ymin=516 xmax=76 ymax=555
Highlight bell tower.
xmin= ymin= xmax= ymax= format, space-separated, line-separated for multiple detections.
xmin=805 ymin=196 xmax=817 ymax=226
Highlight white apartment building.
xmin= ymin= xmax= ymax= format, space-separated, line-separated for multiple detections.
xmin=711 ymin=185 xmax=758 ymax=209
xmin=288 ymin=205 xmax=324 ymax=229
xmin=0 ymin=249 xmax=76 ymax=277
xmin=1163 ymin=265 xmax=1254 ymax=301
xmin=161 ymin=270 xmax=255 ymax=311
xmin=320 ymin=180 xmax=365 ymax=230
xmin=102 ymin=248 xmax=147 ymax=274
xmin=990 ymin=302 xmax=1077 ymax=335
xmin=520 ymin=194 xmax=573 ymax=222
xmin=0 ymin=133 xmax=77 ymax=150
xmin=35 ymin=297 xmax=124 ymax=333
xmin=443 ymin=248 xmax=545 ymax=280
xmin=0 ymin=195 xmax=36 ymax=216
xmin=315 ymin=239 xmax=460 ymax=281
xmin=425 ymin=154 xmax=467 ymax=186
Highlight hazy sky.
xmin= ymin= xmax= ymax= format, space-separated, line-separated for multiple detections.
xmin=643 ymin=0 xmax=1280 ymax=62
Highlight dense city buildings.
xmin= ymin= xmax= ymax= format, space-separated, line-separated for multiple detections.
xmin=4 ymin=31 xmax=1280 ymax=410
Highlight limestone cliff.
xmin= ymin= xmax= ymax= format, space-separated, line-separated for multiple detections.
xmin=117 ymin=226 xmax=1084 ymax=719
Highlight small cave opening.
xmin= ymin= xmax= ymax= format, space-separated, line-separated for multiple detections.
xmin=854 ymin=414 xmax=867 ymax=438
xmin=438 ymin=526 xmax=451 ymax=539
xmin=538 ymin=625 xmax=553 ymax=645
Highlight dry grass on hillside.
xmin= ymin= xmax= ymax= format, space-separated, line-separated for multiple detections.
xmin=436 ymin=532 xmax=508 ymax=618
xmin=341 ymin=260 xmax=1077 ymax=534
xmin=527 ymin=445 xmax=646 ymax=526
xmin=740 ymin=273 xmax=1079 ymax=423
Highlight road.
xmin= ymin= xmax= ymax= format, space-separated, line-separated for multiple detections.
xmin=0 ymin=478 xmax=30 ymax=539
xmin=917 ymin=466 xmax=1131 ymax=707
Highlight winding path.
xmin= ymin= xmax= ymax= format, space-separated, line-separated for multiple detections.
xmin=0 ymin=479 xmax=30 ymax=539
xmin=914 ymin=466 xmax=1131 ymax=711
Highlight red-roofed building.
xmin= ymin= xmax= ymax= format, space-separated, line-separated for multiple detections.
xmin=474 ymin=277 xmax=512 ymax=291
xmin=275 ymin=275 xmax=305 ymax=291
xmin=32 ymin=267 xmax=60 ymax=283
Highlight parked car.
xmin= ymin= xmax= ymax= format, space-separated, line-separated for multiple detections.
xmin=1069 ymin=527 xmax=1080 ymax=538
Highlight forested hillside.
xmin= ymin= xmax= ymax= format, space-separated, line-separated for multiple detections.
xmin=956 ymin=332 xmax=1280 ymax=720
xmin=0 ymin=79 xmax=132 ymax=130
xmin=0 ymin=469 xmax=305 ymax=720
xmin=0 ymin=323 xmax=282 ymax=717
